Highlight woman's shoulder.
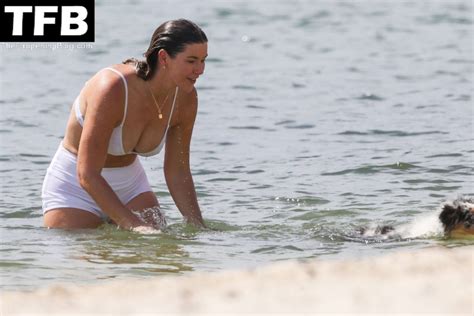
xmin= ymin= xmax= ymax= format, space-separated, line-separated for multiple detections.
xmin=95 ymin=64 xmax=136 ymax=85
xmin=85 ymin=64 xmax=136 ymax=95
xmin=81 ymin=65 xmax=134 ymax=108
xmin=177 ymin=87 xmax=198 ymax=107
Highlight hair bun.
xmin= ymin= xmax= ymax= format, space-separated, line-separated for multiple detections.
xmin=122 ymin=58 xmax=150 ymax=80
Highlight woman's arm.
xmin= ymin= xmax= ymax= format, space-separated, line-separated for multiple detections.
xmin=164 ymin=89 xmax=205 ymax=227
xmin=76 ymin=71 xmax=145 ymax=230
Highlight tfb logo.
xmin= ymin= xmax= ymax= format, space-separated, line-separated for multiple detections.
xmin=0 ymin=0 xmax=94 ymax=42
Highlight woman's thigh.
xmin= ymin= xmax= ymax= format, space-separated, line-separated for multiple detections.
xmin=44 ymin=208 xmax=104 ymax=229
xmin=125 ymin=191 xmax=160 ymax=211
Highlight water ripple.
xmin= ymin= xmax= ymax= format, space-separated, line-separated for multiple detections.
xmin=1 ymin=97 xmax=25 ymax=104
xmin=338 ymin=130 xmax=448 ymax=137
xmin=229 ymin=126 xmax=261 ymax=130
xmin=274 ymin=196 xmax=330 ymax=206
xmin=251 ymin=244 xmax=304 ymax=254
xmin=322 ymin=162 xmax=419 ymax=176
xmin=232 ymin=85 xmax=257 ymax=90
xmin=1 ymin=209 xmax=41 ymax=219
xmin=426 ymin=153 xmax=463 ymax=158
xmin=285 ymin=124 xmax=315 ymax=129
xmin=207 ymin=177 xmax=238 ymax=182
xmin=417 ymin=14 xmax=472 ymax=25
xmin=289 ymin=209 xmax=359 ymax=221
xmin=355 ymin=93 xmax=385 ymax=101
xmin=246 ymin=104 xmax=266 ymax=109
xmin=402 ymin=185 xmax=462 ymax=191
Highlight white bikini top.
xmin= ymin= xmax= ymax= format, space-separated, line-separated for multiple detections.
xmin=74 ymin=67 xmax=178 ymax=157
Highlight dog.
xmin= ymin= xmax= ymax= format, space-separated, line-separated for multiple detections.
xmin=357 ymin=197 xmax=474 ymax=239
xmin=438 ymin=197 xmax=474 ymax=238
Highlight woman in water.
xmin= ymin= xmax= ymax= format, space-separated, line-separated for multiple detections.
xmin=41 ymin=19 xmax=207 ymax=230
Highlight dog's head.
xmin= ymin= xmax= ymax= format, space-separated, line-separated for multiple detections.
xmin=439 ymin=197 xmax=474 ymax=237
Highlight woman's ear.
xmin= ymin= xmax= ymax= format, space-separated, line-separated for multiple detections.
xmin=158 ymin=49 xmax=169 ymax=69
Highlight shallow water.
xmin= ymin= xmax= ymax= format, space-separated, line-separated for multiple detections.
xmin=1 ymin=0 xmax=473 ymax=291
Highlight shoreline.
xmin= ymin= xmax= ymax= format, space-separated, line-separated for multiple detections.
xmin=2 ymin=246 xmax=473 ymax=315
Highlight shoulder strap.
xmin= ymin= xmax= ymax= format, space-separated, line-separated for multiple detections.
xmin=104 ymin=67 xmax=128 ymax=126
xmin=167 ymin=86 xmax=179 ymax=127
xmin=73 ymin=96 xmax=84 ymax=126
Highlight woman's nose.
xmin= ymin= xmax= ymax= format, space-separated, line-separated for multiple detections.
xmin=195 ymin=62 xmax=205 ymax=75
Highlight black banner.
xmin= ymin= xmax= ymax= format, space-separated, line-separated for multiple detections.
xmin=0 ymin=0 xmax=94 ymax=42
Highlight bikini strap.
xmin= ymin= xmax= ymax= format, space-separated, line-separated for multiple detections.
xmin=73 ymin=96 xmax=84 ymax=126
xmin=166 ymin=86 xmax=179 ymax=127
xmin=104 ymin=67 xmax=128 ymax=126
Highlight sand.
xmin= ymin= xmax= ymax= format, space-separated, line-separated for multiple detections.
xmin=1 ymin=246 xmax=472 ymax=316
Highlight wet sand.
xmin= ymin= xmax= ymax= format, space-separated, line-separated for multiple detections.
xmin=2 ymin=246 xmax=472 ymax=315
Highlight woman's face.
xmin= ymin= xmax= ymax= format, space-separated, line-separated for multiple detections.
xmin=167 ymin=42 xmax=208 ymax=93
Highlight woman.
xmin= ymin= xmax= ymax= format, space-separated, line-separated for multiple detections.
xmin=41 ymin=19 xmax=208 ymax=230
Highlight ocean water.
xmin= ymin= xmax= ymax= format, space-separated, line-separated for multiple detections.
xmin=0 ymin=0 xmax=473 ymax=291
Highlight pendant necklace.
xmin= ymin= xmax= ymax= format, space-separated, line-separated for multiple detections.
xmin=146 ymin=82 xmax=171 ymax=120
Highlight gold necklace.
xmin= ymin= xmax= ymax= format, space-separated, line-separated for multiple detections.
xmin=146 ymin=82 xmax=171 ymax=120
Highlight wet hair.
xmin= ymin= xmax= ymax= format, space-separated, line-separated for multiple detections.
xmin=123 ymin=19 xmax=207 ymax=80
xmin=439 ymin=198 xmax=474 ymax=234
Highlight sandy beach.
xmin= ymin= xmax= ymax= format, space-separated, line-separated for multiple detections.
xmin=2 ymin=246 xmax=472 ymax=316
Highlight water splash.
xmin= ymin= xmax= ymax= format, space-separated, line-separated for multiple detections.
xmin=395 ymin=213 xmax=444 ymax=239
xmin=131 ymin=206 xmax=167 ymax=233
xmin=356 ymin=212 xmax=444 ymax=241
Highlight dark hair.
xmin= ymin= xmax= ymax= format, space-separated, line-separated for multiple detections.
xmin=123 ymin=19 xmax=207 ymax=80
xmin=439 ymin=199 xmax=474 ymax=234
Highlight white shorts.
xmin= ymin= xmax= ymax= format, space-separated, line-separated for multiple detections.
xmin=41 ymin=143 xmax=153 ymax=220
